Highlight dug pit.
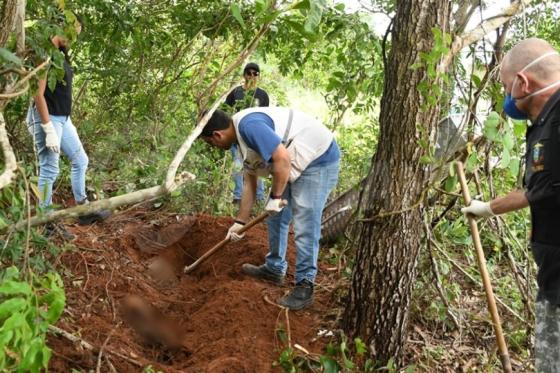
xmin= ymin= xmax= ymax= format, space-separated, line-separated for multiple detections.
xmin=48 ymin=212 xmax=337 ymax=372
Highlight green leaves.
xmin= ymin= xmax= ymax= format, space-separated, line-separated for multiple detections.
xmin=414 ymin=27 xmax=452 ymax=110
xmin=230 ymin=3 xmax=245 ymax=29
xmin=0 ymin=298 xmax=26 ymax=320
xmin=482 ymin=111 xmax=523 ymax=177
xmin=0 ymin=48 xmax=22 ymax=67
xmin=320 ymin=355 xmax=341 ymax=373
xmin=354 ymin=337 xmax=367 ymax=355
xmin=0 ymin=267 xmax=65 ymax=372
xmin=482 ymin=111 xmax=500 ymax=141
xmin=304 ymin=0 xmax=327 ymax=34
xmin=0 ymin=281 xmax=32 ymax=296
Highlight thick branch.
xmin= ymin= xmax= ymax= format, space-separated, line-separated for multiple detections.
xmin=453 ymin=0 xmax=477 ymax=35
xmin=11 ymin=171 xmax=195 ymax=230
xmin=0 ymin=111 xmax=17 ymax=189
xmin=440 ymin=0 xmax=531 ymax=71
xmin=164 ymin=89 xmax=234 ymax=190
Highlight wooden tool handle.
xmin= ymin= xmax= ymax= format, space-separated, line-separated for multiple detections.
xmin=183 ymin=211 xmax=270 ymax=274
xmin=456 ymin=161 xmax=512 ymax=373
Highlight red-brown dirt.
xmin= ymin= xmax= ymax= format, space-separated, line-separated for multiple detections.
xmin=48 ymin=211 xmax=340 ymax=372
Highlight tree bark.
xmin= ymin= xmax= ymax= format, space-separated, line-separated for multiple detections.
xmin=341 ymin=0 xmax=449 ymax=366
xmin=0 ymin=0 xmax=17 ymax=47
xmin=341 ymin=0 xmax=530 ymax=367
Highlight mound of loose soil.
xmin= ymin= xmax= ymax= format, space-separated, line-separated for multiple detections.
xmin=48 ymin=211 xmax=339 ymax=372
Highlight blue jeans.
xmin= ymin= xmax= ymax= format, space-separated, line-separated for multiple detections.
xmin=265 ymin=160 xmax=339 ymax=283
xmin=27 ymin=107 xmax=89 ymax=208
xmin=231 ymin=145 xmax=265 ymax=201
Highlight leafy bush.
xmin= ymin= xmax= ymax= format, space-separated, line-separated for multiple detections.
xmin=0 ymin=266 xmax=65 ymax=372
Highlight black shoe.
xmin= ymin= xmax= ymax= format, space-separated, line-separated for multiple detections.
xmin=241 ymin=263 xmax=284 ymax=285
xmin=78 ymin=209 xmax=111 ymax=226
xmin=44 ymin=222 xmax=75 ymax=241
xmin=277 ymin=280 xmax=314 ymax=310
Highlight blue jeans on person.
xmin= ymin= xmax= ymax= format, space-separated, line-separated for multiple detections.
xmin=265 ymin=160 xmax=339 ymax=283
xmin=27 ymin=107 xmax=89 ymax=209
xmin=231 ymin=144 xmax=265 ymax=201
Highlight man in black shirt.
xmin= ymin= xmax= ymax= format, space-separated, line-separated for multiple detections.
xmin=27 ymin=16 xmax=110 ymax=239
xmin=225 ymin=62 xmax=270 ymax=203
xmin=461 ymin=38 xmax=560 ymax=371
xmin=225 ymin=62 xmax=270 ymax=111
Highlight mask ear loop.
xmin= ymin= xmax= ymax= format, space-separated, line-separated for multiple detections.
xmin=512 ymin=52 xmax=560 ymax=100
xmin=520 ymin=51 xmax=559 ymax=73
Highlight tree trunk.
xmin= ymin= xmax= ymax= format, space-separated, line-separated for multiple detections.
xmin=0 ymin=0 xmax=18 ymax=47
xmin=342 ymin=0 xmax=449 ymax=367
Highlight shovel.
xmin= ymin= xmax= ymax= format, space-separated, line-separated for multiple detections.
xmin=456 ymin=161 xmax=512 ymax=373
xmin=183 ymin=211 xmax=270 ymax=274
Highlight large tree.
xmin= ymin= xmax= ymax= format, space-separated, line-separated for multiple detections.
xmin=342 ymin=0 xmax=531 ymax=366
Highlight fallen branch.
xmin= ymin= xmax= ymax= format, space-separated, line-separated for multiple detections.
xmin=8 ymin=172 xmax=195 ymax=231
xmin=48 ymin=325 xmax=145 ymax=368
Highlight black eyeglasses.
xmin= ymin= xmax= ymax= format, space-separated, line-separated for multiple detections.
xmin=245 ymin=70 xmax=259 ymax=77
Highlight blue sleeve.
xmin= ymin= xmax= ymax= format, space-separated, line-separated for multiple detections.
xmin=238 ymin=113 xmax=280 ymax=162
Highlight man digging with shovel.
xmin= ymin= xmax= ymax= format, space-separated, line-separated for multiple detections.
xmin=200 ymin=107 xmax=340 ymax=310
xmin=462 ymin=38 xmax=560 ymax=372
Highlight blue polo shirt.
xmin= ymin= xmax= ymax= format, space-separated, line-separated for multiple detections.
xmin=238 ymin=112 xmax=340 ymax=167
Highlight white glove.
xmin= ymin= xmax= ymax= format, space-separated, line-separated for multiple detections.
xmin=461 ymin=200 xmax=495 ymax=218
xmin=226 ymin=222 xmax=245 ymax=242
xmin=40 ymin=121 xmax=60 ymax=153
xmin=265 ymin=197 xmax=286 ymax=213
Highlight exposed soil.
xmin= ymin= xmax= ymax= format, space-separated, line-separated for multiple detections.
xmin=48 ymin=210 xmax=340 ymax=372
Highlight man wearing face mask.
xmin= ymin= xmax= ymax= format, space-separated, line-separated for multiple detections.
xmin=461 ymin=38 xmax=560 ymax=371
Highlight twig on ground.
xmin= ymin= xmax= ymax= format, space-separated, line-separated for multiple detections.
xmin=105 ymin=263 xmax=116 ymax=321
xmin=96 ymin=322 xmax=121 ymax=373
xmin=263 ymin=293 xmax=283 ymax=309
xmin=104 ymin=356 xmax=118 ymax=373
xmin=48 ymin=325 xmax=145 ymax=367
xmin=77 ymin=251 xmax=90 ymax=292
xmin=285 ymin=308 xmax=292 ymax=348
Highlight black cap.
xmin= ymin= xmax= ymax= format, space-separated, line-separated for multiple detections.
xmin=243 ymin=62 xmax=260 ymax=74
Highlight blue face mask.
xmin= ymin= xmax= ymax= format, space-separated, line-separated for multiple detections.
xmin=502 ymin=51 xmax=560 ymax=120
xmin=503 ymin=93 xmax=529 ymax=120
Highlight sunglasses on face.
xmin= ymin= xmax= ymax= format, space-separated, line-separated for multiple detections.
xmin=245 ymin=70 xmax=259 ymax=77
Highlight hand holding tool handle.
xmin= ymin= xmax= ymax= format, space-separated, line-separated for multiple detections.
xmin=183 ymin=211 xmax=270 ymax=274
xmin=456 ymin=161 xmax=512 ymax=373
